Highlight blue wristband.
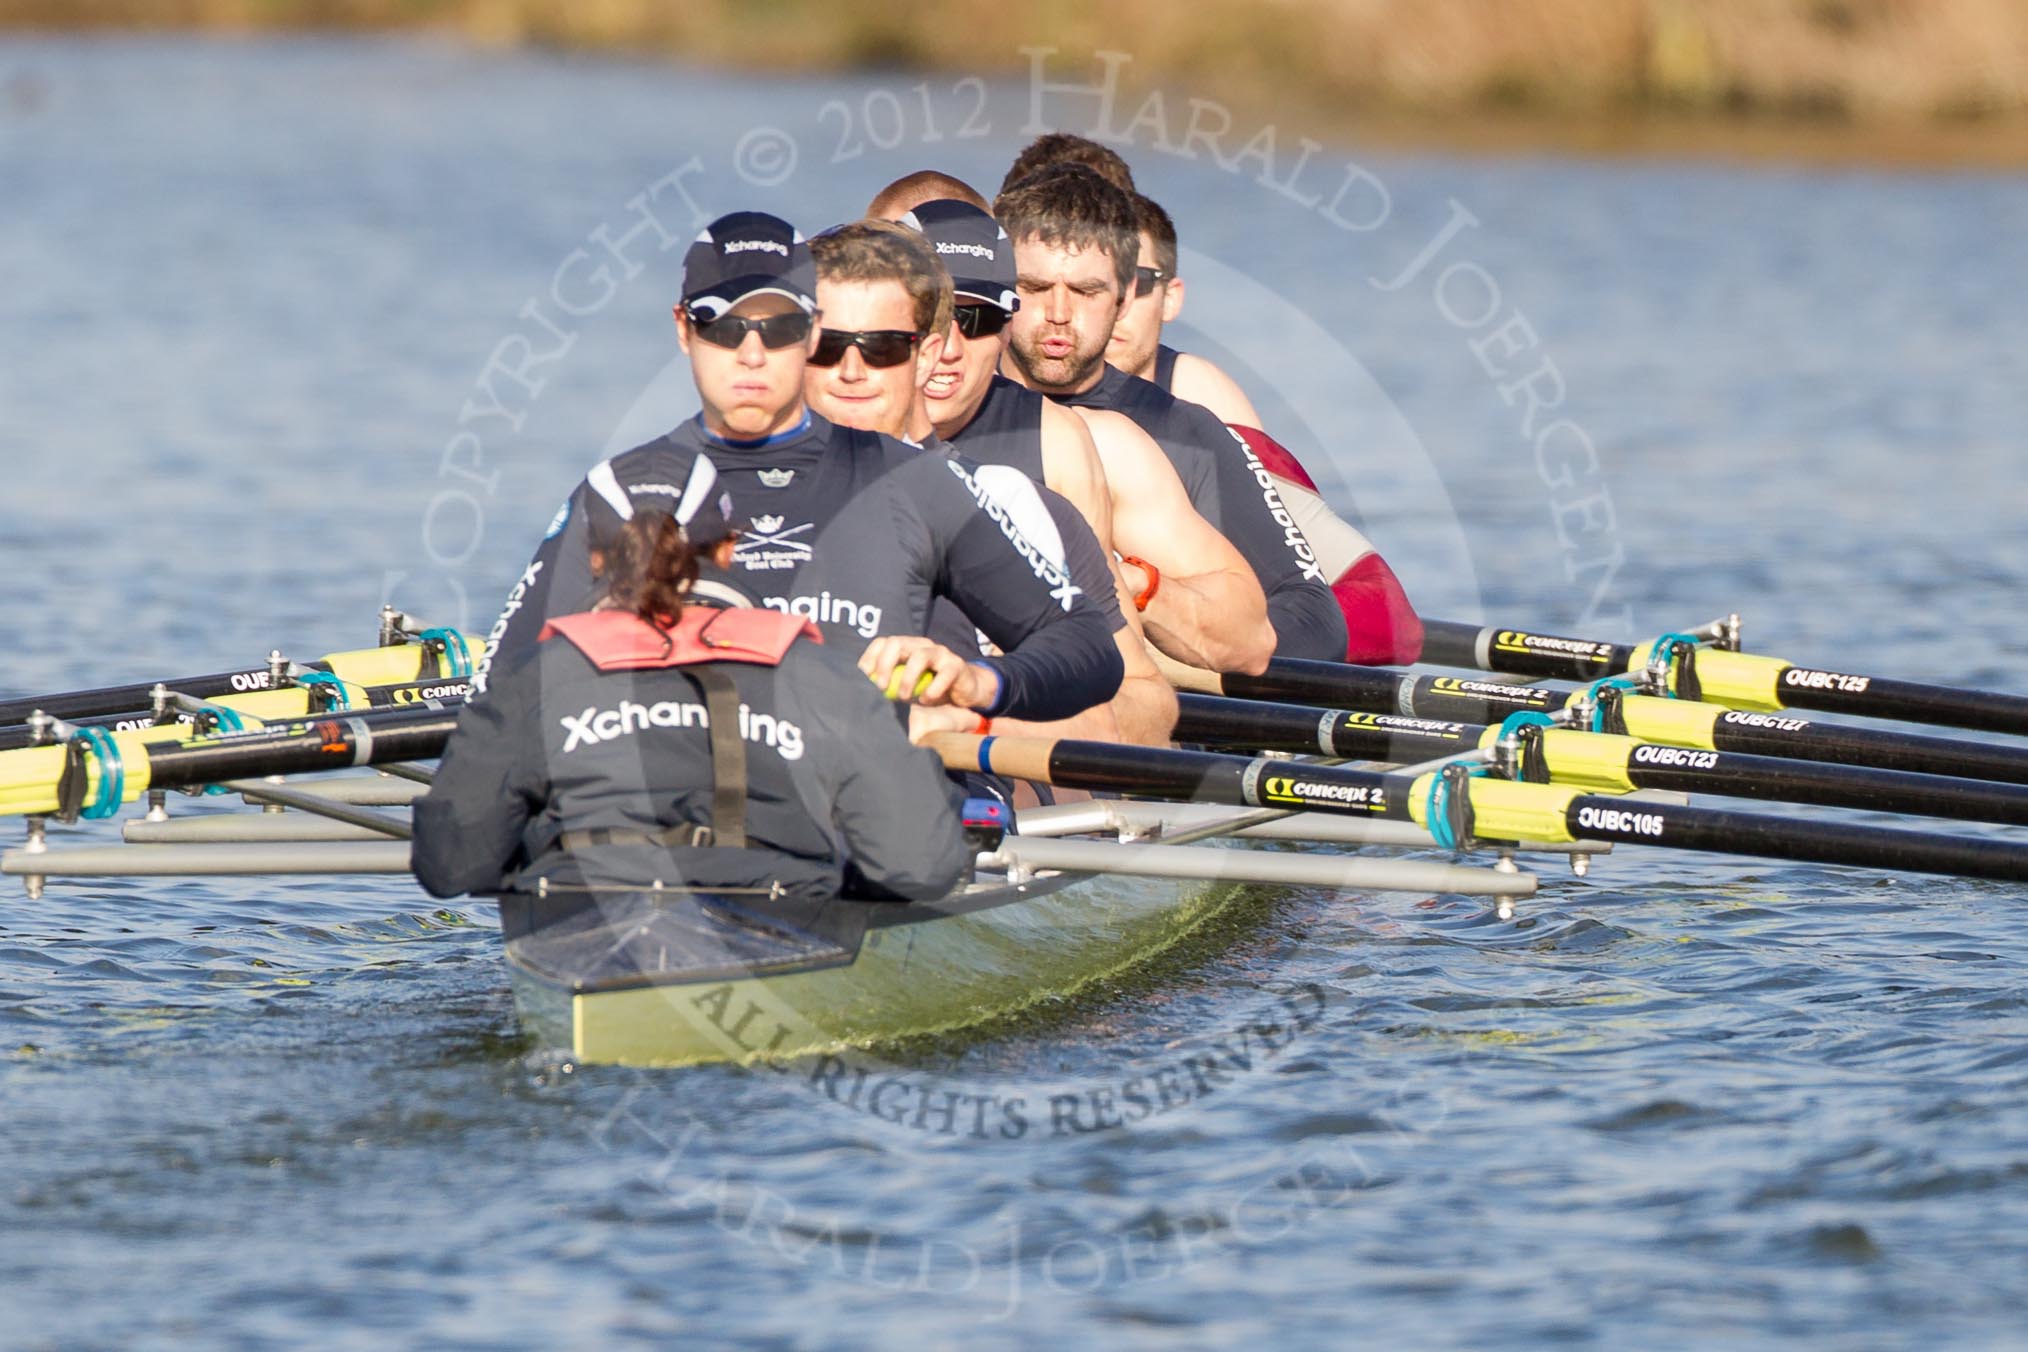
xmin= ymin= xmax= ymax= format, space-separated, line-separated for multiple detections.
xmin=972 ymin=660 xmax=1008 ymax=717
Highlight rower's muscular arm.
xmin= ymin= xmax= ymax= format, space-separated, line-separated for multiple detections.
xmin=1018 ymin=413 xmax=1175 ymax=743
xmin=1073 ymin=407 xmax=1276 ymax=676
xmin=1036 ymin=400 xmax=1116 ymax=552
xmin=1170 ymin=351 xmax=1263 ymax=429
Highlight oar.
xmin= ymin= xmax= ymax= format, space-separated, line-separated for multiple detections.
xmin=1169 ymin=651 xmax=2028 ymax=787
xmin=928 ymin=732 xmax=2028 ymax=883
xmin=1164 ymin=653 xmax=1578 ymax=724
xmin=1174 ymin=693 xmax=2028 ymax=829
xmin=0 ymin=633 xmax=480 ymax=729
xmin=0 ymin=705 xmax=458 ymax=820
xmin=1422 ymin=618 xmax=2028 ymax=737
xmin=0 ymin=676 xmax=474 ymax=753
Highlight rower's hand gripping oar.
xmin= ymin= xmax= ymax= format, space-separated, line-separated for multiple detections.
xmin=1422 ymin=617 xmax=2028 ymax=738
xmin=925 ymin=731 xmax=2028 ymax=884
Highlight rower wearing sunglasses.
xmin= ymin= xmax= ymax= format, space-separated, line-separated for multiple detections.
xmin=992 ymin=164 xmax=1349 ymax=667
xmin=801 ymin=218 xmax=1177 ymax=748
xmin=475 ymin=210 xmax=1124 ymax=733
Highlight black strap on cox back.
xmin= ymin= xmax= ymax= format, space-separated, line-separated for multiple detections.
xmin=685 ymin=663 xmax=749 ymax=849
xmin=558 ymin=663 xmax=752 ymax=853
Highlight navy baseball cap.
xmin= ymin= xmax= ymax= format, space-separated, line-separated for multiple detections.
xmin=581 ymin=449 xmax=742 ymax=548
xmin=681 ymin=211 xmax=817 ymax=319
xmin=901 ymin=199 xmax=1020 ymax=313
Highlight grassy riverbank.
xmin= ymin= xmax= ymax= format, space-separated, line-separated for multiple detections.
xmin=10 ymin=0 xmax=2028 ymax=166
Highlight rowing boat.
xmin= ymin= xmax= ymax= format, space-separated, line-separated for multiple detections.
xmin=503 ymin=867 xmax=1247 ymax=1066
xmin=499 ymin=803 xmax=1542 ymax=1066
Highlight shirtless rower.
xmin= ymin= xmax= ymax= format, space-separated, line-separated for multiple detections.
xmin=803 ymin=218 xmax=1175 ymax=745
xmin=1110 ymin=192 xmax=1425 ymax=663
xmin=867 ymin=187 xmax=1276 ymax=676
xmin=887 ymin=197 xmax=1296 ymax=683
xmin=993 ymin=165 xmax=1349 ymax=663
xmin=999 ymin=133 xmax=1422 ymax=662
xmin=477 ymin=210 xmax=1125 ymax=728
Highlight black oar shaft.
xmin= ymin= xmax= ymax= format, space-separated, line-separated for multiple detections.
xmin=1222 ymin=659 xmax=1569 ymax=724
xmin=1563 ymin=795 xmax=2028 ymax=883
xmin=1174 ymin=694 xmax=1478 ymax=761
xmin=1420 ymin=620 xmax=1634 ymax=681
xmin=963 ymin=734 xmax=1405 ymax=818
xmin=1429 ymin=618 xmax=2028 ymax=739
xmin=139 ymin=708 xmax=458 ymax=791
xmin=1616 ymin=747 xmax=2028 ymax=827
xmin=0 ymin=665 xmax=302 ymax=727
xmin=1773 ymin=670 xmax=2028 ymax=737
xmin=0 ymin=678 xmax=471 ymax=754
xmin=1704 ymin=710 xmax=2028 ymax=786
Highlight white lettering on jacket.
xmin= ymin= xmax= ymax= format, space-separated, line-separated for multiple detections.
xmin=944 ymin=459 xmax=1083 ymax=610
xmin=559 ymin=698 xmax=805 ymax=759
xmin=761 ymin=591 xmax=884 ymax=640
xmin=471 ymin=559 xmax=543 ymax=694
xmin=1227 ymin=428 xmax=1328 ymax=583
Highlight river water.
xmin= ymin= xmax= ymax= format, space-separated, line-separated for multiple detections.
xmin=2 ymin=34 xmax=2026 ymax=1349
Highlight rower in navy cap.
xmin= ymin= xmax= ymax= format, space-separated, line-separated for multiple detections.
xmin=474 ymin=208 xmax=1127 ymax=736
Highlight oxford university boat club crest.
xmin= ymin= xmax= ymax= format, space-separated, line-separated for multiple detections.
xmin=757 ymin=468 xmax=794 ymax=487
xmin=733 ymin=515 xmax=816 ymax=571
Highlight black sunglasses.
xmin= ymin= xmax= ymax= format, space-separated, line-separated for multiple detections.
xmin=953 ymin=304 xmax=1011 ymax=340
xmin=1133 ymin=266 xmax=1169 ymax=299
xmin=808 ymin=328 xmax=921 ymax=369
xmin=688 ymin=309 xmax=814 ymax=350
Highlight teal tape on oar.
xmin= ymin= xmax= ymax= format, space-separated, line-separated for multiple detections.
xmin=418 ymin=628 xmax=471 ymax=679
xmin=295 ymin=671 xmax=351 ymax=711
xmin=72 ymin=726 xmax=125 ymax=819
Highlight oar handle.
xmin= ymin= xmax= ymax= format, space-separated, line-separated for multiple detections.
xmin=924 ymin=731 xmax=1057 ymax=784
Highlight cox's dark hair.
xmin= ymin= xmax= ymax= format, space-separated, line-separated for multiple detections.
xmin=601 ymin=515 xmax=736 ymax=630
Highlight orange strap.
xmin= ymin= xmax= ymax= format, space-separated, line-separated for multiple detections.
xmin=1120 ymin=555 xmax=1160 ymax=611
